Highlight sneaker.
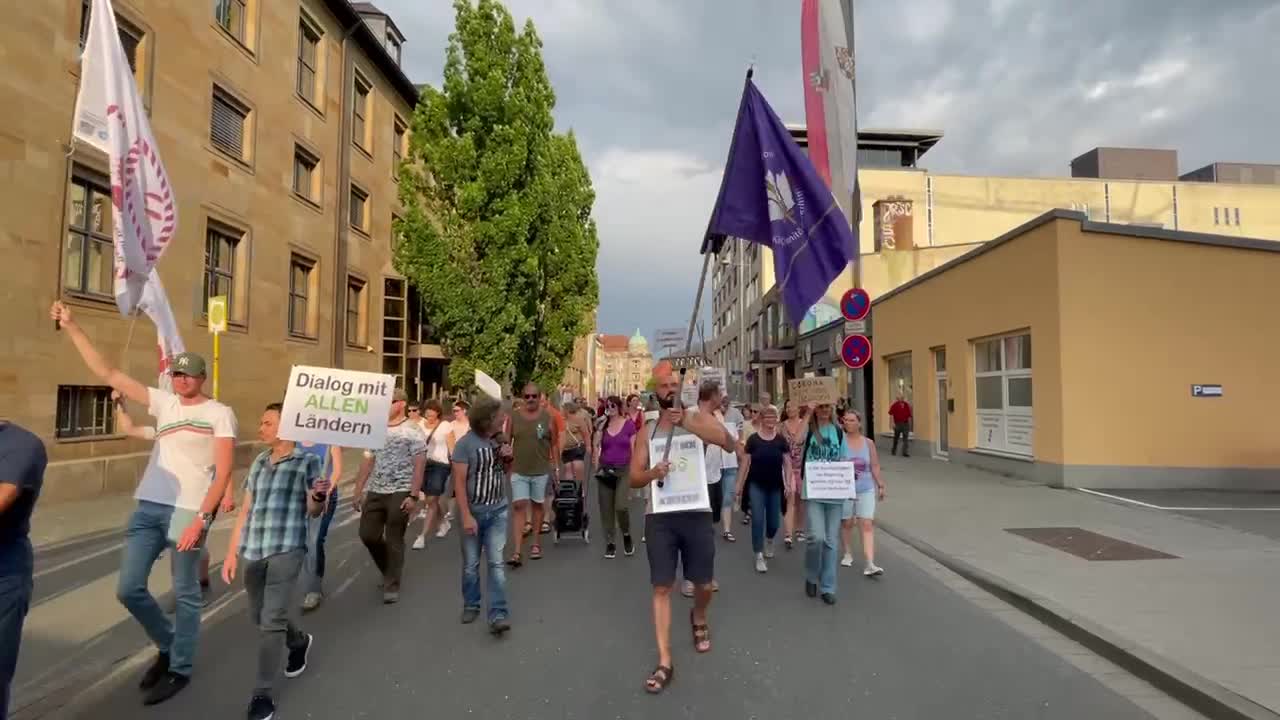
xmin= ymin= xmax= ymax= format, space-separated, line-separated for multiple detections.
xmin=301 ymin=592 xmax=323 ymax=613
xmin=640 ymin=535 xmax=646 ymax=543
xmin=247 ymin=694 xmax=275 ymax=720
xmin=461 ymin=607 xmax=480 ymax=624
xmin=821 ymin=592 xmax=838 ymax=605
xmin=435 ymin=518 xmax=452 ymax=538
xmin=841 ymin=553 xmax=855 ymax=568
xmin=138 ymin=652 xmax=170 ymax=690
xmin=622 ymin=535 xmax=635 ymax=556
xmin=489 ymin=617 xmax=511 ymax=636
xmin=142 ymin=672 xmax=189 ymax=706
xmin=284 ymin=633 xmax=312 ymax=678
xmin=411 ymin=535 xmax=426 ymax=550
xmin=764 ymin=540 xmax=775 ymax=559
xmin=604 ymin=543 xmax=617 ymax=559
xmin=383 ymin=591 xmax=400 ymax=604
xmin=864 ymin=563 xmax=885 ymax=577
xmin=805 ymin=581 xmax=818 ymax=598
xmin=742 ymin=513 xmax=751 ymax=526
xmin=754 ymin=553 xmax=768 ymax=573
xmin=681 ymin=580 xmax=695 ymax=597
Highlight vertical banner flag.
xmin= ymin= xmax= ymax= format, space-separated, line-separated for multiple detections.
xmin=801 ymin=0 xmax=862 ymax=230
xmin=74 ymin=0 xmax=178 ymax=316
xmin=701 ymin=73 xmax=856 ymax=325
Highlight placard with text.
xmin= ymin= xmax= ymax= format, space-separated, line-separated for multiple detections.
xmin=279 ymin=365 xmax=395 ymax=449
xmin=804 ymin=461 xmax=856 ymax=500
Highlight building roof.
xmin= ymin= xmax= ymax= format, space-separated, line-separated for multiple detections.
xmin=628 ymin=329 xmax=649 ymax=352
xmin=873 ymin=209 xmax=1280 ymax=307
xmin=322 ymin=0 xmax=418 ymax=107
xmin=351 ymin=1 xmax=406 ymax=42
xmin=783 ymin=125 xmax=944 ymax=158
xmin=599 ymin=334 xmax=630 ymax=352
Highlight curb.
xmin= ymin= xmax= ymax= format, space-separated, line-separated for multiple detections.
xmin=878 ymin=520 xmax=1280 ymax=720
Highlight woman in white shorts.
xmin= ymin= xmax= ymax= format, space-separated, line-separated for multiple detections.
xmin=838 ymin=409 xmax=885 ymax=575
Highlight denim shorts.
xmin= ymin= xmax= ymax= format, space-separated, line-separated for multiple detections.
xmin=719 ymin=468 xmax=738 ymax=508
xmin=511 ymin=473 xmax=549 ymax=503
xmin=853 ymin=490 xmax=877 ymax=519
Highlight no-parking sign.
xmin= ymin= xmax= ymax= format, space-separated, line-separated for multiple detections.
xmin=841 ymin=334 xmax=871 ymax=369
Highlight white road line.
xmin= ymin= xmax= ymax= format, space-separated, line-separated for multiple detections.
xmin=33 ymin=542 xmax=125 ymax=579
xmin=1077 ymin=488 xmax=1280 ymax=512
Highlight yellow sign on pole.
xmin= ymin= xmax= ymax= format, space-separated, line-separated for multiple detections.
xmin=208 ymin=296 xmax=227 ymax=399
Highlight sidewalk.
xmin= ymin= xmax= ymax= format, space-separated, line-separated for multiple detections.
xmin=874 ymin=451 xmax=1280 ymax=720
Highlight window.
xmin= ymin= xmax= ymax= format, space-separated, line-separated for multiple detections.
xmin=296 ymin=17 xmax=321 ymax=104
xmin=292 ymin=145 xmax=319 ymax=204
xmin=215 ymin=0 xmax=248 ymax=44
xmin=349 ymin=185 xmax=369 ymax=234
xmin=974 ymin=333 xmax=1033 ymax=456
xmin=204 ymin=224 xmax=241 ymax=320
xmin=56 ymin=385 xmax=116 ymax=439
xmin=352 ymin=74 xmax=372 ymax=152
xmin=80 ymin=0 xmax=142 ymax=71
xmin=210 ymin=86 xmax=250 ymax=162
xmin=386 ymin=31 xmax=401 ymax=64
xmin=383 ymin=278 xmax=407 ymax=384
xmin=393 ymin=115 xmax=407 ymax=178
xmin=63 ymin=168 xmax=114 ymax=298
xmin=1234 ymin=207 xmax=1241 ymax=226
xmin=345 ymin=277 xmax=367 ymax=346
xmin=1213 ymin=207 xmax=1220 ymax=225
xmin=934 ymin=348 xmax=947 ymax=373
xmin=288 ymin=256 xmax=315 ymax=337
xmin=886 ymin=354 xmax=913 ymax=428
xmin=391 ymin=212 xmax=404 ymax=250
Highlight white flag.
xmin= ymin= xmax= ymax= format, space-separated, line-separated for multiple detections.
xmin=74 ymin=0 xmax=177 ymax=315
xmin=136 ymin=270 xmax=185 ymax=390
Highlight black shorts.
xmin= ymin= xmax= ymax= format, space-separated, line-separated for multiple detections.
xmin=707 ymin=482 xmax=724 ymax=521
xmin=423 ymin=462 xmax=451 ymax=497
xmin=644 ymin=511 xmax=715 ymax=587
xmin=561 ymin=446 xmax=586 ymax=463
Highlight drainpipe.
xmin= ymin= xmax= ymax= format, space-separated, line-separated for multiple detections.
xmin=331 ymin=22 xmax=360 ymax=368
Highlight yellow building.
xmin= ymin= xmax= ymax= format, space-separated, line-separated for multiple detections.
xmin=0 ymin=0 xmax=437 ymax=501
xmin=595 ymin=331 xmax=654 ymax=397
xmin=872 ymin=209 xmax=1280 ymax=489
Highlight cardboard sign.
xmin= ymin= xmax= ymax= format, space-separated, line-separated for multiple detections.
xmin=279 ymin=366 xmax=395 ymax=449
xmin=700 ymin=366 xmax=726 ymax=390
xmin=788 ymin=376 xmax=838 ymax=406
xmin=804 ymin=461 xmax=856 ymax=500
xmin=648 ymin=433 xmax=711 ymax=513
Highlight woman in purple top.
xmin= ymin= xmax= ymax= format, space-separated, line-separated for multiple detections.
xmin=592 ymin=395 xmax=637 ymax=559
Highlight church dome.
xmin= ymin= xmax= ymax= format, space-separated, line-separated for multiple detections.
xmin=628 ymin=329 xmax=649 ymax=353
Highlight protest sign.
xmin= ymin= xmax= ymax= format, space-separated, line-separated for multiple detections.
xmin=699 ymin=366 xmax=726 ymax=390
xmin=279 ymin=366 xmax=394 ymax=449
xmin=649 ymin=433 xmax=711 ymax=513
xmin=804 ymin=461 xmax=856 ymax=500
xmin=788 ymin=376 xmax=838 ymax=406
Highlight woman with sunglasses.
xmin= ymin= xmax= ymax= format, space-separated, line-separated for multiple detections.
xmin=734 ymin=405 xmax=790 ymax=573
xmin=592 ymin=396 xmax=637 ymax=558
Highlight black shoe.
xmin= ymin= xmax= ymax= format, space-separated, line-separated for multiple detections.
xmin=461 ymin=607 xmax=480 ymax=624
xmin=489 ymin=617 xmax=511 ymax=636
xmin=138 ymin=652 xmax=170 ymax=690
xmin=805 ymin=581 xmax=818 ymax=598
xmin=604 ymin=543 xmax=617 ymax=559
xmin=284 ymin=633 xmax=312 ymax=678
xmin=821 ymin=593 xmax=837 ymax=605
xmin=622 ymin=535 xmax=635 ymax=556
xmin=247 ymin=694 xmax=275 ymax=720
xmin=143 ymin=672 xmax=190 ymax=706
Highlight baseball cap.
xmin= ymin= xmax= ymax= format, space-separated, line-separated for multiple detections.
xmin=170 ymin=352 xmax=207 ymax=377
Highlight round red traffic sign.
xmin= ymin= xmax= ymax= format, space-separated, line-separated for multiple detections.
xmin=841 ymin=334 xmax=871 ymax=369
xmin=840 ymin=288 xmax=871 ymax=321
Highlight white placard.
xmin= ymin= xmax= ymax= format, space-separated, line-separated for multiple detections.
xmin=804 ymin=461 xmax=856 ymax=500
xmin=648 ymin=432 xmax=712 ymax=513
xmin=680 ymin=381 xmax=698 ymax=408
xmin=474 ymin=369 xmax=502 ymax=400
xmin=279 ymin=365 xmax=395 ymax=449
xmin=700 ymin=366 xmax=726 ymax=389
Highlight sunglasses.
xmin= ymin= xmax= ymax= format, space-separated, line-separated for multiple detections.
xmin=523 ymin=394 xmax=539 ymax=400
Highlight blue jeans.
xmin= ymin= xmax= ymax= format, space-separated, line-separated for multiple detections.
xmin=0 ymin=572 xmax=32 ymax=720
xmin=117 ymin=501 xmax=202 ymax=676
xmin=720 ymin=469 xmax=738 ymax=511
xmin=805 ymin=500 xmax=844 ymax=595
xmin=460 ymin=503 xmax=509 ymax=623
xmin=747 ymin=483 xmax=782 ymax=554
xmin=301 ymin=491 xmax=338 ymax=594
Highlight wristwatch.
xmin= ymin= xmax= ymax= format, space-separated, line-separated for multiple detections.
xmin=197 ymin=512 xmax=215 ymax=526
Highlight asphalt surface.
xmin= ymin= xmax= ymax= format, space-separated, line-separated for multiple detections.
xmin=64 ymin=498 xmax=1157 ymax=720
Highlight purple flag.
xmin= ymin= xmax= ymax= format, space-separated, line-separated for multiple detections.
xmin=702 ymin=73 xmax=856 ymax=325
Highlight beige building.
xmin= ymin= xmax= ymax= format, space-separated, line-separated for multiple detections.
xmin=594 ymin=331 xmax=654 ymax=398
xmin=559 ymin=311 xmax=599 ymax=401
xmin=708 ymin=130 xmax=1280 ymax=409
xmin=0 ymin=0 xmax=441 ymax=501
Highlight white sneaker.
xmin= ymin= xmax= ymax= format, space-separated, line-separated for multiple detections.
xmin=841 ymin=553 xmax=854 ymax=568
xmin=754 ymin=553 xmax=768 ymax=573
xmin=864 ymin=563 xmax=884 ymax=577
xmin=435 ymin=518 xmax=451 ymax=538
xmin=764 ymin=539 xmax=775 ymax=559
xmin=411 ymin=535 xmax=426 ymax=550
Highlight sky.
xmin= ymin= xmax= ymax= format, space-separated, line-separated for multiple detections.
xmin=377 ymin=0 xmax=1280 ymax=346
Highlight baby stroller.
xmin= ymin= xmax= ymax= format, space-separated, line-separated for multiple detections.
xmin=552 ymin=478 xmax=590 ymax=544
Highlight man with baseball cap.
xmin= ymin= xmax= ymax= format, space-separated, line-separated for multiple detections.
xmin=50 ymin=302 xmax=237 ymax=706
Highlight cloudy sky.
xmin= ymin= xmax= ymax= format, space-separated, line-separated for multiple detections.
xmin=378 ymin=0 xmax=1279 ymax=345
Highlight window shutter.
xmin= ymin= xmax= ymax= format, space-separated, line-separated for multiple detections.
xmin=210 ymin=93 xmax=246 ymax=157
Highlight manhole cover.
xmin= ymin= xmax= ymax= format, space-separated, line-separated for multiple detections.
xmin=1005 ymin=527 xmax=1179 ymax=561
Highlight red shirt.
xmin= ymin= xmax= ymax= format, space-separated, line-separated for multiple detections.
xmin=889 ymin=401 xmax=912 ymax=424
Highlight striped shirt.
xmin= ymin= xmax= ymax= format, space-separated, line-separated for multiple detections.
xmin=453 ymin=432 xmax=506 ymax=507
xmin=240 ymin=447 xmax=321 ymax=562
xmin=136 ymin=388 xmax=237 ymax=511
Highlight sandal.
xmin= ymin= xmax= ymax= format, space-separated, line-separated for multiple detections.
xmin=540 ymin=521 xmax=551 ymax=534
xmin=506 ymin=553 xmax=523 ymax=568
xmin=722 ymin=531 xmax=736 ymax=543
xmin=784 ymin=535 xmax=794 ymax=550
xmin=522 ymin=522 xmax=532 ymax=538
xmin=529 ymin=544 xmax=543 ymax=560
xmin=644 ymin=665 xmax=674 ymax=694
xmin=690 ymin=610 xmax=711 ymax=653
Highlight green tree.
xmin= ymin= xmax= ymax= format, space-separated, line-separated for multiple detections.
xmin=396 ymin=0 xmax=598 ymax=392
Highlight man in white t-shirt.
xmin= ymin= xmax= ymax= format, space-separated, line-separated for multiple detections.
xmin=51 ymin=303 xmax=236 ymax=707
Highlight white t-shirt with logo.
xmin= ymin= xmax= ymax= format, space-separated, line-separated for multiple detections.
xmin=422 ymin=420 xmax=453 ymax=464
xmin=136 ymin=388 xmax=238 ymax=511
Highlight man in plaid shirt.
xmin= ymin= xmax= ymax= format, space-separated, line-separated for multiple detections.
xmin=223 ymin=403 xmax=326 ymax=720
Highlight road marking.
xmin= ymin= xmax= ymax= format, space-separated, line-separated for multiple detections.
xmin=1077 ymin=488 xmax=1280 ymax=512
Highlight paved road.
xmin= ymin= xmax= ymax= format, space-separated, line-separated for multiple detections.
xmin=60 ymin=498 xmax=1160 ymax=720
